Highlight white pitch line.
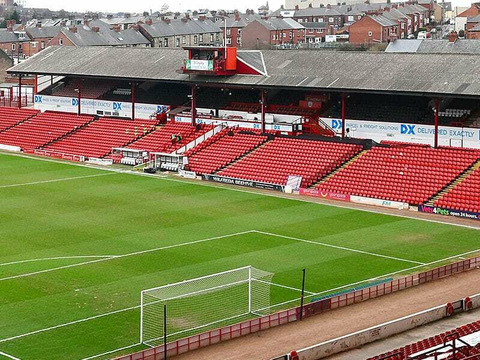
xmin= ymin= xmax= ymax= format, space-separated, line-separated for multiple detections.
xmin=80 ymin=343 xmax=142 ymax=360
xmin=0 ymin=255 xmax=118 ymax=267
xmin=2 ymin=151 xmax=479 ymax=231
xmin=0 ymin=305 xmax=140 ymax=344
xmin=0 ymin=350 xmax=21 ymax=360
xmin=2 ymin=246 xmax=480 ymax=346
xmin=0 ymin=230 xmax=256 ymax=282
xmin=253 ymin=230 xmax=426 ymax=265
xmin=0 ymin=173 xmax=115 ymax=189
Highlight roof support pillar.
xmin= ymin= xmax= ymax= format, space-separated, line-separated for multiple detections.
xmin=341 ymin=93 xmax=346 ymax=140
xmin=18 ymin=74 xmax=22 ymax=109
xmin=76 ymin=86 xmax=81 ymax=116
xmin=191 ymin=84 xmax=197 ymax=126
xmin=434 ymin=98 xmax=440 ymax=148
xmin=261 ymin=89 xmax=267 ymax=133
xmin=131 ymin=82 xmax=136 ymax=120
xmin=34 ymin=75 xmax=38 ymax=96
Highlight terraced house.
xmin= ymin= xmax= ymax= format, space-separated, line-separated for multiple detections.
xmin=139 ymin=18 xmax=222 ymax=48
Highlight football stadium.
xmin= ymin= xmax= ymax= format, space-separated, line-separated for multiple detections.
xmin=0 ymin=46 xmax=480 ymax=360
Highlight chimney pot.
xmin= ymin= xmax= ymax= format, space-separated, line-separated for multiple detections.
xmin=449 ymin=31 xmax=458 ymax=42
xmin=69 ymin=26 xmax=77 ymax=33
xmin=91 ymin=26 xmax=100 ymax=32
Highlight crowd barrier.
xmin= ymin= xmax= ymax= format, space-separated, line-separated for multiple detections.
xmin=115 ymin=257 xmax=480 ymax=360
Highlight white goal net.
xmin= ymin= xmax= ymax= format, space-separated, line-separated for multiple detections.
xmin=140 ymin=266 xmax=274 ymax=347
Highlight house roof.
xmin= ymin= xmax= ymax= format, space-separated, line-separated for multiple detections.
xmin=139 ymin=19 xmax=221 ymax=38
xmin=9 ymin=46 xmax=480 ymax=98
xmin=370 ymin=15 xmax=398 ymax=27
xmin=215 ymin=14 xmax=262 ymax=29
xmin=385 ymin=39 xmax=480 ymax=54
xmin=25 ymin=26 xmax=62 ymax=39
xmin=62 ymin=26 xmax=150 ymax=46
xmin=253 ymin=18 xmax=304 ymax=31
xmin=0 ymin=29 xmax=20 ymax=43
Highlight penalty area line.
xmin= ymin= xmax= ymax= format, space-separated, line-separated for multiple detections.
xmin=0 ymin=350 xmax=21 ymax=360
xmin=0 ymin=173 xmax=116 ymax=189
xmin=0 ymin=230 xmax=256 ymax=282
xmin=253 ymin=230 xmax=426 ymax=265
xmin=0 ymin=255 xmax=118 ymax=267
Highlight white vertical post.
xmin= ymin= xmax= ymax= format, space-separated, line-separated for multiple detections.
xmin=140 ymin=290 xmax=144 ymax=343
xmin=248 ymin=266 xmax=252 ymax=313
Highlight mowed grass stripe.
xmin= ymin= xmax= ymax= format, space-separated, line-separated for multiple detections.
xmin=0 ymin=153 xmax=479 ymax=360
xmin=0 ymin=233 xmax=413 ymax=340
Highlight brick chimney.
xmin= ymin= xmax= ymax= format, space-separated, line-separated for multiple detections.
xmin=181 ymin=17 xmax=188 ymax=22
xmin=36 ymin=23 xmax=42 ymax=28
xmin=69 ymin=26 xmax=77 ymax=33
xmin=60 ymin=20 xmax=67 ymax=26
xmin=449 ymin=31 xmax=458 ymax=42
xmin=199 ymin=15 xmax=206 ymax=21
xmin=146 ymin=18 xmax=153 ymax=25
xmin=91 ymin=26 xmax=100 ymax=32
xmin=234 ymin=11 xmax=241 ymax=21
xmin=164 ymin=18 xmax=171 ymax=24
xmin=295 ymin=5 xmax=299 ymax=10
xmin=132 ymin=24 xmax=140 ymax=30
xmin=113 ymin=25 xmax=121 ymax=32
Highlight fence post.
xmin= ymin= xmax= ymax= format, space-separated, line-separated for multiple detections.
xmin=164 ymin=304 xmax=167 ymax=360
xmin=299 ymin=268 xmax=306 ymax=320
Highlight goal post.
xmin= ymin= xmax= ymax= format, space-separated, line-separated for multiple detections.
xmin=140 ymin=266 xmax=274 ymax=347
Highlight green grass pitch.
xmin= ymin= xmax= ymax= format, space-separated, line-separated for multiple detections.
xmin=0 ymin=152 xmax=479 ymax=360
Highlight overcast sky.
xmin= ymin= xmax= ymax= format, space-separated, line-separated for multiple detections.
xmin=25 ymin=0 xmax=284 ymax=13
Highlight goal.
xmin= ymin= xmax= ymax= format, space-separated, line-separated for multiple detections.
xmin=140 ymin=266 xmax=274 ymax=347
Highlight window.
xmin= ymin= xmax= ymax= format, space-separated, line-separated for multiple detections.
xmin=226 ymin=28 xmax=231 ymax=35
xmin=368 ymin=31 xmax=373 ymax=37
xmin=210 ymin=34 xmax=214 ymax=42
xmin=11 ymin=43 xmax=15 ymax=51
xmin=226 ymin=37 xmax=232 ymax=45
xmin=401 ymin=22 xmax=405 ymax=29
xmin=289 ymin=31 xmax=293 ymax=39
xmin=329 ymin=17 xmax=334 ymax=23
xmin=164 ymin=38 xmax=169 ymax=47
xmin=182 ymin=36 xmax=186 ymax=44
xmin=320 ymin=29 xmax=324 ymax=33
xmin=348 ymin=15 xmax=354 ymax=22
xmin=59 ymin=38 xmax=63 ymax=45
xmin=176 ymin=38 xmax=180 ymax=47
xmin=309 ymin=29 xmax=314 ymax=34
xmin=272 ymin=34 xmax=276 ymax=40
xmin=319 ymin=17 xmax=324 ymax=22
xmin=199 ymin=34 xmax=203 ymax=42
xmin=41 ymin=41 xmax=45 ymax=49
xmin=32 ymin=42 xmax=37 ymax=48
xmin=237 ymin=37 xmax=241 ymax=44
xmin=194 ymin=35 xmax=198 ymax=44
xmin=238 ymin=29 xmax=241 ymax=36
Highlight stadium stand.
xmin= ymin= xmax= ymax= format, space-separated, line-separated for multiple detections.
xmin=317 ymin=146 xmax=480 ymax=205
xmin=0 ymin=107 xmax=39 ymax=132
xmin=186 ymin=130 xmax=269 ymax=175
xmin=368 ymin=319 xmax=480 ymax=360
xmin=42 ymin=117 xmax=157 ymax=158
xmin=434 ymin=162 xmax=480 ymax=213
xmin=330 ymin=94 xmax=429 ymax=124
xmin=53 ymin=79 xmax=119 ymax=99
xmin=0 ymin=111 xmax=93 ymax=152
xmin=128 ymin=122 xmax=213 ymax=154
xmin=218 ymin=138 xmax=363 ymax=188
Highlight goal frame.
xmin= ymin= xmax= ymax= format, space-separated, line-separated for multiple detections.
xmin=139 ymin=265 xmax=260 ymax=345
